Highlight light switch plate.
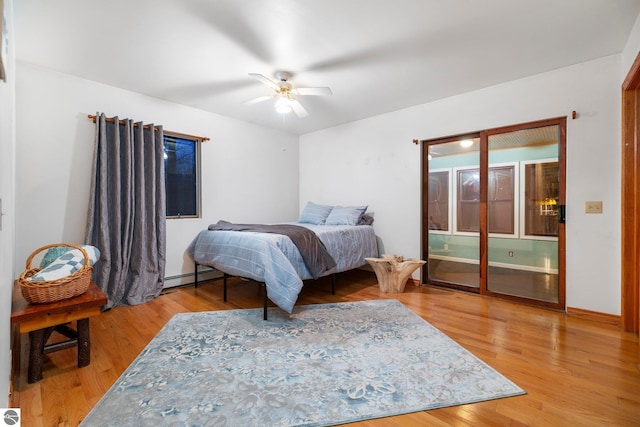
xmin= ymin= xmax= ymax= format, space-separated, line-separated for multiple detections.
xmin=585 ymin=201 xmax=603 ymax=214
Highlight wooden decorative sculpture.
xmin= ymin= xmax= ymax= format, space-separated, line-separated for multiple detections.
xmin=365 ymin=254 xmax=426 ymax=293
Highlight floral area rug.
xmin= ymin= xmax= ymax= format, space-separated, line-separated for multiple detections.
xmin=80 ymin=299 xmax=524 ymax=426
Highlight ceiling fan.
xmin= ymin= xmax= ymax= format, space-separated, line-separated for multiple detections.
xmin=244 ymin=71 xmax=332 ymax=118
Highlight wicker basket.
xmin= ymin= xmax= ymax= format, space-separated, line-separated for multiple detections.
xmin=18 ymin=243 xmax=93 ymax=304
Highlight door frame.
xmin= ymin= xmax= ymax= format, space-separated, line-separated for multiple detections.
xmin=621 ymin=52 xmax=640 ymax=334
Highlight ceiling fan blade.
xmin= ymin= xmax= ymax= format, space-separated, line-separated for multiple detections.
xmin=248 ymin=73 xmax=279 ymax=90
xmin=243 ymin=95 xmax=272 ymax=105
xmin=290 ymin=100 xmax=309 ymax=118
xmin=296 ymin=87 xmax=333 ymax=96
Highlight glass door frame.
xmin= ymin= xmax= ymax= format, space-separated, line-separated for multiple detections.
xmin=421 ymin=117 xmax=566 ymax=310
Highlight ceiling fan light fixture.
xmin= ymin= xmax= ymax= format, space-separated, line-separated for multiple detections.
xmin=460 ymin=139 xmax=474 ymax=148
xmin=246 ymin=72 xmax=331 ymax=118
xmin=275 ymin=96 xmax=293 ymax=114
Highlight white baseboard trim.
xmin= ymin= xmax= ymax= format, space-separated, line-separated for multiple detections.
xmin=163 ymin=268 xmax=223 ymax=289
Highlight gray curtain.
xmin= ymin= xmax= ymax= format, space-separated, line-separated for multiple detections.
xmin=85 ymin=113 xmax=166 ymax=309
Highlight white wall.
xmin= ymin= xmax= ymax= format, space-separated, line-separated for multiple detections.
xmin=622 ymin=12 xmax=640 ymax=78
xmin=0 ymin=0 xmax=15 ymax=406
xmin=15 ymin=62 xmax=300 ymax=282
xmin=300 ymin=55 xmax=622 ymax=315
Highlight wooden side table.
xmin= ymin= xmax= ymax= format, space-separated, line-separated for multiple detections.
xmin=365 ymin=254 xmax=426 ymax=293
xmin=11 ymin=281 xmax=107 ymax=383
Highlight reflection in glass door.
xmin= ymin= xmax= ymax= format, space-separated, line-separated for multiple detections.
xmin=426 ymin=137 xmax=480 ymax=290
xmin=487 ymin=124 xmax=561 ymax=304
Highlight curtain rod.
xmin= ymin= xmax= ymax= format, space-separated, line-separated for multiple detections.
xmin=87 ymin=114 xmax=210 ymax=142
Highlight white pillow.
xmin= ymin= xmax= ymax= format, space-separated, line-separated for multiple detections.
xmin=30 ymin=245 xmax=100 ymax=282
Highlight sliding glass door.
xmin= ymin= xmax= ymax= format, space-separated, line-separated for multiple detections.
xmin=425 ymin=136 xmax=480 ymax=290
xmin=422 ymin=118 xmax=565 ymax=309
xmin=486 ymin=124 xmax=562 ymax=305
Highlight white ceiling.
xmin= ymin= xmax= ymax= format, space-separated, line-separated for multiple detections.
xmin=13 ymin=0 xmax=640 ymax=135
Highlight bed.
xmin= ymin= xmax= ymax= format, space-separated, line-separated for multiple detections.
xmin=188 ymin=204 xmax=378 ymax=319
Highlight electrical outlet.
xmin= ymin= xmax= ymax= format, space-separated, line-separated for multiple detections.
xmin=585 ymin=201 xmax=603 ymax=214
xmin=508 ymin=251 xmax=514 ymax=257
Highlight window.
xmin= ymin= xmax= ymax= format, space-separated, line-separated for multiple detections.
xmin=456 ymin=165 xmax=515 ymax=234
xmin=164 ymin=133 xmax=200 ymax=218
xmin=488 ymin=166 xmax=515 ymax=234
xmin=428 ymin=170 xmax=450 ymax=232
xmin=456 ymin=168 xmax=480 ymax=232
xmin=523 ymin=160 xmax=559 ymax=237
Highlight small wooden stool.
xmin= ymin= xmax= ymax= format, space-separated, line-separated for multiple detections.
xmin=11 ymin=281 xmax=107 ymax=383
xmin=365 ymin=254 xmax=426 ymax=293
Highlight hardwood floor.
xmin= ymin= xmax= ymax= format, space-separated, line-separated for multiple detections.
xmin=10 ymin=270 xmax=640 ymax=426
